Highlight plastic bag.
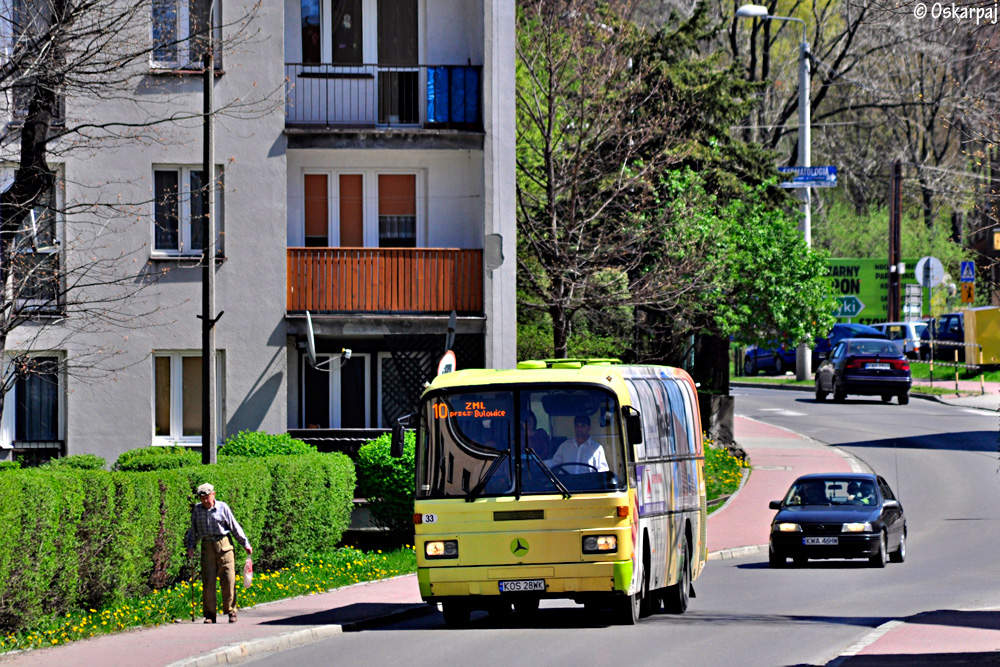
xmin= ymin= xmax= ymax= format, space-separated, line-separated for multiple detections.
xmin=243 ymin=556 xmax=253 ymax=588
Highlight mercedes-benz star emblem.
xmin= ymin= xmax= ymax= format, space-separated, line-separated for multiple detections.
xmin=510 ymin=538 xmax=529 ymax=556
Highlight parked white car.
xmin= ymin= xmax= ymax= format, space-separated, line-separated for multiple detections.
xmin=869 ymin=321 xmax=928 ymax=359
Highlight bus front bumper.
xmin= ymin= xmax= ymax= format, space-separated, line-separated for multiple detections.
xmin=418 ymin=560 xmax=633 ymax=600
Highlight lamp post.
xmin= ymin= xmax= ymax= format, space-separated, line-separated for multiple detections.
xmin=736 ymin=4 xmax=812 ymax=380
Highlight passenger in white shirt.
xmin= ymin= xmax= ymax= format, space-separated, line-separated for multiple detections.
xmin=546 ymin=414 xmax=609 ymax=472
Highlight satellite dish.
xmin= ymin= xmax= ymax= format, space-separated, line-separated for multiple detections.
xmin=305 ymin=311 xmax=318 ymax=368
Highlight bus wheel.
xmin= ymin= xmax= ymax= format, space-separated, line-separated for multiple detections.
xmin=441 ymin=601 xmax=471 ymax=628
xmin=663 ymin=539 xmax=690 ymax=614
xmin=614 ymin=562 xmax=643 ymax=625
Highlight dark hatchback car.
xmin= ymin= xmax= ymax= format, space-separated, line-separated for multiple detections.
xmin=768 ymin=473 xmax=906 ymax=568
xmin=815 ymin=337 xmax=912 ymax=405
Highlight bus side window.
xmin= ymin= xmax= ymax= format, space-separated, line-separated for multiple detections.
xmin=624 ymin=380 xmax=646 ymax=460
xmin=664 ymin=380 xmax=690 ymax=457
xmin=633 ymin=380 xmax=660 ymax=459
xmin=646 ymin=378 xmax=673 ymax=457
xmin=676 ymin=379 xmax=701 ymax=455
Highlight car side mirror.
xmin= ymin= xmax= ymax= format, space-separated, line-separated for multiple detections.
xmin=391 ymin=412 xmax=417 ymax=457
xmin=883 ymin=499 xmax=899 ymax=508
xmin=622 ymin=406 xmax=643 ymax=446
xmin=769 ymin=500 xmax=782 ymax=510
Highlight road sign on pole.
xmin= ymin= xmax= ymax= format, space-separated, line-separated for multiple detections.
xmin=833 ymin=295 xmax=865 ymax=318
xmin=962 ymin=283 xmax=974 ymax=303
xmin=778 ymin=165 xmax=838 ymax=188
xmin=960 ymin=260 xmax=975 ymax=282
xmin=915 ymin=256 xmax=944 ymax=288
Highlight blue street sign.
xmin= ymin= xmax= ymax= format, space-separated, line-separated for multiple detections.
xmin=778 ymin=166 xmax=838 ymax=188
xmin=960 ymin=260 xmax=975 ymax=283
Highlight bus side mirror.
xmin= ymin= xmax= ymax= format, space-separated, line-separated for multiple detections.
xmin=622 ymin=406 xmax=643 ymax=446
xmin=391 ymin=412 xmax=417 ymax=457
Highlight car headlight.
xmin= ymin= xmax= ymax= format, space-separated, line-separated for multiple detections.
xmin=775 ymin=523 xmax=801 ymax=532
xmin=583 ymin=535 xmax=618 ymax=553
xmin=425 ymin=540 xmax=459 ymax=559
xmin=841 ymin=522 xmax=873 ymax=533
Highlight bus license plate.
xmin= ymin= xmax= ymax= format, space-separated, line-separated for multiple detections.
xmin=803 ymin=537 xmax=838 ymax=545
xmin=499 ymin=579 xmax=545 ymax=593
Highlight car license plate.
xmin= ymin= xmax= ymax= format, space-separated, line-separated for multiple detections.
xmin=866 ymin=363 xmax=890 ymax=370
xmin=803 ymin=537 xmax=838 ymax=545
xmin=499 ymin=579 xmax=545 ymax=592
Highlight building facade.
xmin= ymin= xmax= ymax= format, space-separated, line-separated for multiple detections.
xmin=0 ymin=0 xmax=515 ymax=464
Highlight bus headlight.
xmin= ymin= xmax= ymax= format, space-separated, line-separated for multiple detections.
xmin=583 ymin=535 xmax=617 ymax=553
xmin=841 ymin=522 xmax=872 ymax=533
xmin=775 ymin=523 xmax=801 ymax=532
xmin=425 ymin=540 xmax=458 ymax=559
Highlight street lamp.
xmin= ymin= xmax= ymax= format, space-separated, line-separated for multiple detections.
xmin=736 ymin=4 xmax=813 ymax=380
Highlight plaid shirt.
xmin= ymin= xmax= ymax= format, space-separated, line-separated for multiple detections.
xmin=185 ymin=499 xmax=251 ymax=551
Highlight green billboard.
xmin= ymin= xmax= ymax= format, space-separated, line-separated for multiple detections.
xmin=826 ymin=258 xmax=924 ymax=325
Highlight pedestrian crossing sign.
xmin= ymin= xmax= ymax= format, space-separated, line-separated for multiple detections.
xmin=960 ymin=261 xmax=975 ymax=282
xmin=962 ymin=282 xmax=974 ymax=303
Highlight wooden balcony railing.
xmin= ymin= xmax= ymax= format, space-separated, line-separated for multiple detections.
xmin=287 ymin=248 xmax=483 ymax=314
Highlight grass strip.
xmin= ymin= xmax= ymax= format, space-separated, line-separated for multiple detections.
xmin=0 ymin=546 xmax=416 ymax=654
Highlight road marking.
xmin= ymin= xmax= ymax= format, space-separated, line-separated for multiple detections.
xmin=826 ymin=620 xmax=904 ymax=665
xmin=757 ymin=409 xmax=806 ymax=417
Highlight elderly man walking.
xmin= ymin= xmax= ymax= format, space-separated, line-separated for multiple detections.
xmin=186 ymin=483 xmax=253 ymax=623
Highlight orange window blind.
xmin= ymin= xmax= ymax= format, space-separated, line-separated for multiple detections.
xmin=378 ymin=174 xmax=415 ymax=216
xmin=339 ymin=174 xmax=364 ymax=247
xmin=304 ymin=174 xmax=328 ymax=243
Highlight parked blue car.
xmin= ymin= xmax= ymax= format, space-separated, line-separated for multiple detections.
xmin=743 ymin=323 xmax=888 ymax=376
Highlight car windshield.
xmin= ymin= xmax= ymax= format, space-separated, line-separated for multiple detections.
xmin=784 ymin=479 xmax=878 ymax=506
xmin=415 ymin=387 xmax=627 ymax=499
xmin=846 ymin=340 xmax=899 ymax=356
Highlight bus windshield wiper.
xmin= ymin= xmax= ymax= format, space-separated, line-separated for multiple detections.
xmin=525 ymin=445 xmax=571 ymax=499
xmin=466 ymin=450 xmax=510 ymax=502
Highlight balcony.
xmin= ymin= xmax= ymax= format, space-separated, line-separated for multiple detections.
xmin=287 ymin=247 xmax=483 ymax=315
xmin=284 ymin=63 xmax=482 ymax=131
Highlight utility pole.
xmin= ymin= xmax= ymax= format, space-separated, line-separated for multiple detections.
xmin=888 ymin=161 xmax=902 ymax=322
xmin=201 ymin=0 xmax=218 ymax=464
xmin=794 ymin=33 xmax=812 ymax=381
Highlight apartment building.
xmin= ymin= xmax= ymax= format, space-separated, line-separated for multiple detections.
xmin=0 ymin=0 xmax=515 ymax=464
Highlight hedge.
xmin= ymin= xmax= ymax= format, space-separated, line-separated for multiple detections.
xmin=219 ymin=430 xmax=317 ymax=457
xmin=0 ymin=452 xmax=354 ymax=634
xmin=113 ymin=446 xmax=200 ymax=472
xmin=355 ymin=431 xmax=416 ymax=538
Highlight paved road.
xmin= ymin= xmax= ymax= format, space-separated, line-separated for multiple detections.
xmin=246 ymin=388 xmax=1000 ymax=667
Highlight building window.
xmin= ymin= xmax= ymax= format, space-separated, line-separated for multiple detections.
xmin=153 ymin=351 xmax=224 ymax=444
xmin=297 ymin=170 xmax=420 ymax=247
xmin=0 ymin=356 xmax=63 ymax=451
xmin=301 ymin=0 xmax=363 ymax=64
xmin=378 ymin=174 xmax=415 ymax=247
xmin=151 ymin=0 xmax=221 ymax=69
xmin=1 ymin=168 xmax=62 ymax=311
xmin=152 ymin=166 xmax=223 ymax=256
xmin=302 ymin=352 xmax=369 ymax=428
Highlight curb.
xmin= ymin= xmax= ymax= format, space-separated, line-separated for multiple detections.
xmin=708 ymin=544 xmax=767 ymax=561
xmin=165 ymin=604 xmax=435 ymax=667
xmin=731 ymin=379 xmax=992 ymax=409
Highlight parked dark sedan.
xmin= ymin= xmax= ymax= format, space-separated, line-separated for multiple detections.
xmin=815 ymin=337 xmax=912 ymax=405
xmin=768 ymin=473 xmax=906 ymax=568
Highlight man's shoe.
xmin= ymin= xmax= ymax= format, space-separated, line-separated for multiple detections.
xmin=204 ymin=617 xmax=216 ymax=624
xmin=228 ymin=611 xmax=238 ymax=623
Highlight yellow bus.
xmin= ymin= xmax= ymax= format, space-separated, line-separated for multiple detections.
xmin=394 ymin=358 xmax=708 ymax=626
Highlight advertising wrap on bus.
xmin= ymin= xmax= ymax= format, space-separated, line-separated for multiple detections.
xmin=827 ymin=258 xmax=925 ymax=324
xmin=394 ymin=359 xmax=708 ymax=626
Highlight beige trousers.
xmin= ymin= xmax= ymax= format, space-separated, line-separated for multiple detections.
xmin=201 ymin=536 xmax=235 ymax=618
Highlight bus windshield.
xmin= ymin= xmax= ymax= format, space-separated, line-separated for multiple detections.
xmin=416 ymin=387 xmax=627 ymax=499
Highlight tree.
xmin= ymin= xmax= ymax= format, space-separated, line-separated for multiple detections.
xmin=516 ymin=0 xmax=716 ymax=358
xmin=0 ymin=0 xmax=277 ymax=415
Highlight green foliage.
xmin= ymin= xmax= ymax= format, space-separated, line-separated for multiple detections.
xmin=259 ymin=453 xmax=355 ymax=570
xmin=0 ymin=453 xmax=355 ymax=634
xmin=355 ymin=432 xmax=416 ymax=537
xmin=42 ymin=454 xmax=106 ymax=470
xmin=113 ymin=446 xmax=200 ymax=472
xmin=704 ymin=442 xmax=747 ymax=503
xmin=220 ymin=430 xmax=317 ymax=457
xmin=0 ymin=461 xmax=20 ymax=471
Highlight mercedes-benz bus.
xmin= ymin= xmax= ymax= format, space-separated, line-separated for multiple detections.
xmin=393 ymin=358 xmax=707 ymax=626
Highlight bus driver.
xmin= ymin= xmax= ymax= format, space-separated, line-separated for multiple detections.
xmin=546 ymin=414 xmax=609 ymax=473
